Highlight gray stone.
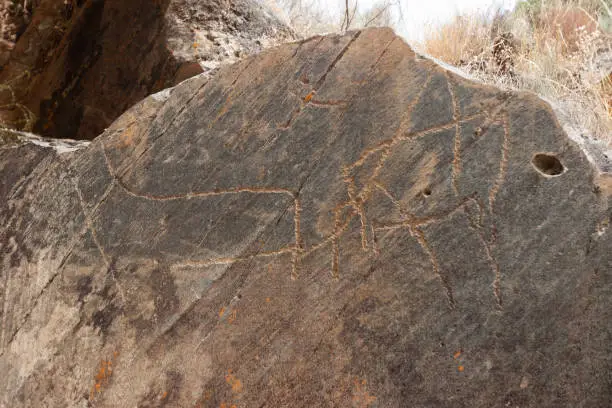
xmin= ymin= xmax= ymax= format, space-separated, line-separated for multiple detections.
xmin=0 ymin=28 xmax=611 ymax=407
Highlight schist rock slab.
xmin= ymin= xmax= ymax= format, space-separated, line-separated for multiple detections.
xmin=1 ymin=28 xmax=611 ymax=407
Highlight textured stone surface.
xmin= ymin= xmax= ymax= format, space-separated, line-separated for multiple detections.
xmin=1 ymin=28 xmax=611 ymax=407
xmin=0 ymin=0 xmax=295 ymax=140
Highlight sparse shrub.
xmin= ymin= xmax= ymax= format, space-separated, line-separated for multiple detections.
xmin=421 ymin=0 xmax=612 ymax=143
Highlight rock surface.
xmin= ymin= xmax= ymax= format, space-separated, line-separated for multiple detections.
xmin=0 ymin=0 xmax=295 ymax=140
xmin=1 ymin=28 xmax=611 ymax=407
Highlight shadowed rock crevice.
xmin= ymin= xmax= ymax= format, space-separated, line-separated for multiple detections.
xmin=0 ymin=0 xmax=296 ymax=140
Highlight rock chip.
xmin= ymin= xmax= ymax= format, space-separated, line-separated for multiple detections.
xmin=1 ymin=28 xmax=611 ymax=407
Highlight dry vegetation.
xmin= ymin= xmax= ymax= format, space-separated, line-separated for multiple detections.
xmin=262 ymin=0 xmax=399 ymax=34
xmin=421 ymin=0 xmax=612 ymax=143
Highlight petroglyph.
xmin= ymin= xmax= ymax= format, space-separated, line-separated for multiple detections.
xmin=445 ymin=72 xmax=462 ymax=195
xmin=94 ymin=44 xmax=511 ymax=309
xmin=309 ymin=81 xmax=511 ymax=306
xmin=489 ymin=112 xmax=511 ymax=212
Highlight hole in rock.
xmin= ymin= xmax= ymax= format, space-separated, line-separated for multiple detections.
xmin=422 ymin=187 xmax=432 ymax=197
xmin=532 ymin=154 xmax=564 ymax=176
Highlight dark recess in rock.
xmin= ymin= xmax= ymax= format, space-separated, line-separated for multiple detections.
xmin=532 ymin=153 xmax=565 ymax=176
xmin=0 ymin=0 xmax=296 ymax=140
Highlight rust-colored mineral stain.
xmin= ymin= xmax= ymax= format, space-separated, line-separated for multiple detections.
xmin=458 ymin=365 xmax=465 ymax=372
xmin=219 ymin=307 xmax=226 ymax=318
xmin=228 ymin=309 xmax=237 ymax=324
xmin=265 ymin=297 xmax=271 ymax=303
xmin=161 ymin=391 xmax=168 ymax=400
xmin=453 ymin=351 xmax=462 ymax=359
xmin=352 ymin=378 xmax=377 ymax=407
xmin=89 ymin=353 xmax=119 ymax=401
xmin=225 ymin=369 xmax=243 ymax=393
xmin=304 ymin=91 xmax=315 ymax=103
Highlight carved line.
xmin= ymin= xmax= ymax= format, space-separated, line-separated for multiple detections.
xmin=375 ymin=193 xmax=503 ymax=309
xmin=112 ymin=181 xmax=301 ymax=280
xmin=467 ymin=200 xmax=503 ymax=308
xmin=73 ymin=181 xmax=110 ymax=266
xmin=488 ymin=112 xmax=510 ymax=212
xmin=445 ymin=72 xmax=462 ymax=195
xmin=72 ymin=178 xmax=127 ymax=305
xmin=326 ymin=70 xmax=509 ymax=279
xmin=322 ymin=72 xmax=440 ymax=266
xmin=0 ymin=256 xmax=11 ymax=353
xmin=116 ymin=180 xmax=295 ymax=201
xmin=172 ymin=247 xmax=296 ymax=269
xmin=0 ymin=161 xmax=118 ymax=354
xmin=94 ymin=58 xmax=510 ymax=301
xmin=309 ymin=99 xmax=349 ymax=107
xmin=102 ymin=136 xmax=307 ymax=278
xmin=118 ymin=181 xmax=302 ymax=279
xmin=342 ymin=166 xmax=370 ymax=251
xmin=346 ymin=72 xmax=435 ymax=171
xmin=331 ymin=208 xmax=343 ymax=279
xmin=292 ymin=196 xmax=304 ymax=280
xmin=411 ymin=225 xmax=456 ymax=308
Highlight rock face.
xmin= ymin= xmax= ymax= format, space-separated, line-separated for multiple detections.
xmin=1 ymin=28 xmax=611 ymax=407
xmin=0 ymin=0 xmax=295 ymax=140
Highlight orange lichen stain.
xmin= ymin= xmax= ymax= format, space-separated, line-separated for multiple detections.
xmin=219 ymin=404 xmax=237 ymax=408
xmin=219 ymin=307 xmax=226 ymax=318
xmin=352 ymin=378 xmax=376 ymax=408
xmin=89 ymin=353 xmax=119 ymax=401
xmin=458 ymin=365 xmax=465 ymax=372
xmin=265 ymin=297 xmax=271 ymax=303
xmin=303 ymin=91 xmax=315 ymax=103
xmin=161 ymin=391 xmax=168 ymax=400
xmin=193 ymin=42 xmax=199 ymax=48
xmin=453 ymin=351 xmax=462 ymax=359
xmin=225 ymin=369 xmax=243 ymax=393
xmin=228 ymin=309 xmax=238 ymax=324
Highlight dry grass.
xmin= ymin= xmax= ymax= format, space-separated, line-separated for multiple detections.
xmin=421 ymin=0 xmax=612 ymax=144
xmin=422 ymin=15 xmax=492 ymax=66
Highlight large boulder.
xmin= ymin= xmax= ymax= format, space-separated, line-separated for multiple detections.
xmin=0 ymin=0 xmax=295 ymax=140
xmin=1 ymin=28 xmax=611 ymax=407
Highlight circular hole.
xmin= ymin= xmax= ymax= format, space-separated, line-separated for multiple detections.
xmin=422 ymin=187 xmax=432 ymax=197
xmin=532 ymin=154 xmax=564 ymax=176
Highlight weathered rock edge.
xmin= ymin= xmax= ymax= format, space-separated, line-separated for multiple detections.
xmin=1 ymin=28 xmax=611 ymax=407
